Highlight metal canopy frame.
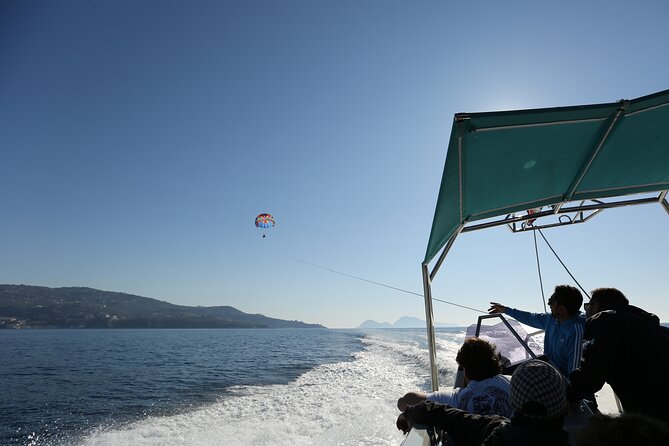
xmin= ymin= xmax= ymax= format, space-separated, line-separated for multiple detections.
xmin=424 ymin=89 xmax=669 ymax=268
xmin=421 ymin=89 xmax=669 ymax=391
xmin=474 ymin=314 xmax=539 ymax=360
xmin=421 ymin=190 xmax=669 ymax=391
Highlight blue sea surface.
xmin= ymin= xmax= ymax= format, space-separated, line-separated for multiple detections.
xmin=0 ymin=328 xmax=364 ymax=446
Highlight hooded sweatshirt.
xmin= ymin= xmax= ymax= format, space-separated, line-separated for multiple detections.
xmin=568 ymin=305 xmax=669 ymax=421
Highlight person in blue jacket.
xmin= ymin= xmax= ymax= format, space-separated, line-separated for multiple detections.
xmin=488 ymin=285 xmax=585 ymax=377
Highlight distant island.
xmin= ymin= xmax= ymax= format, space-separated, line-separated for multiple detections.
xmin=0 ymin=285 xmax=324 ymax=329
xmin=358 ymin=316 xmax=459 ymax=329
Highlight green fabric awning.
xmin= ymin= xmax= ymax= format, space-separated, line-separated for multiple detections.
xmin=424 ymin=89 xmax=669 ymax=264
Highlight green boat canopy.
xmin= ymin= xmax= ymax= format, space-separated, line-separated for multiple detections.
xmin=424 ymin=89 xmax=669 ymax=264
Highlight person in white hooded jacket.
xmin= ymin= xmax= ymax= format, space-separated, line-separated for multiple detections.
xmin=398 ymin=337 xmax=513 ymax=418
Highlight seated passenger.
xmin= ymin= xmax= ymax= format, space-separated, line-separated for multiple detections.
xmin=397 ymin=360 xmax=569 ymax=446
xmin=397 ymin=337 xmax=513 ymax=417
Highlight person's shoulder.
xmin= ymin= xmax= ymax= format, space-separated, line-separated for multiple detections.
xmin=564 ymin=315 xmax=586 ymax=327
xmin=589 ymin=310 xmax=616 ymax=323
xmin=469 ymin=375 xmax=508 ymax=388
xmin=489 ymin=374 xmax=511 ymax=386
xmin=488 ymin=375 xmax=512 ymax=392
xmin=585 ymin=310 xmax=618 ymax=330
xmin=624 ymin=305 xmax=661 ymax=325
xmin=468 ymin=375 xmax=511 ymax=394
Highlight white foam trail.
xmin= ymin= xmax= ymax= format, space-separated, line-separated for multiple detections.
xmin=76 ymin=331 xmax=463 ymax=446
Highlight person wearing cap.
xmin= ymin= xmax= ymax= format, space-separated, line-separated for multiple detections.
xmin=397 ymin=337 xmax=513 ymax=417
xmin=397 ymin=359 xmax=569 ymax=446
xmin=488 ymin=284 xmax=585 ymax=377
xmin=568 ymin=287 xmax=669 ymax=421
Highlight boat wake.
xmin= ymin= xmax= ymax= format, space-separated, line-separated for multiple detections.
xmin=70 ymin=329 xmax=465 ymax=446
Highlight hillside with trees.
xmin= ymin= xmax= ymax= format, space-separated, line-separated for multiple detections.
xmin=0 ymin=285 xmax=324 ymax=329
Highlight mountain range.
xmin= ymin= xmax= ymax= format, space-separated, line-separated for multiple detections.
xmin=0 ymin=284 xmax=324 ymax=329
xmin=358 ymin=316 xmax=459 ymax=329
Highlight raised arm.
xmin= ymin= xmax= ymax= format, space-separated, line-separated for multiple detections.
xmin=490 ymin=301 xmax=551 ymax=330
xmin=488 ymin=302 xmax=507 ymax=314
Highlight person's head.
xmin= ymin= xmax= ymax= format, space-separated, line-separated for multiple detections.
xmin=548 ymin=285 xmax=583 ymax=320
xmin=572 ymin=413 xmax=669 ymax=446
xmin=455 ymin=337 xmax=503 ymax=382
xmin=511 ymin=359 xmax=567 ymax=422
xmin=585 ymin=288 xmax=629 ymax=317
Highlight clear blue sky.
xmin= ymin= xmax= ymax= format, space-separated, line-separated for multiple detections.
xmin=2 ymin=1 xmax=668 ymax=328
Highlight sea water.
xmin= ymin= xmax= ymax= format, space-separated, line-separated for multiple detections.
xmin=0 ymin=328 xmax=467 ymax=446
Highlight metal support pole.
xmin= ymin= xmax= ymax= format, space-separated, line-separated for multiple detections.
xmin=566 ymin=104 xmax=625 ymax=200
xmin=430 ymin=230 xmax=462 ymax=281
xmin=422 ymin=262 xmax=439 ymax=391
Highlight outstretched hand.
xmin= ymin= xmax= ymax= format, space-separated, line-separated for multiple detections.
xmin=488 ymin=302 xmax=507 ymax=314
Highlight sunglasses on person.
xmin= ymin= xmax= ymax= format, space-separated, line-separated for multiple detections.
xmin=584 ymin=301 xmax=598 ymax=310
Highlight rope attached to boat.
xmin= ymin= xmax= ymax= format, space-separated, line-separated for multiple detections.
xmin=281 ymin=253 xmax=487 ymax=314
xmin=535 ymin=229 xmax=591 ymax=299
xmin=533 ymin=230 xmax=548 ymax=313
xmin=283 ymin=227 xmax=591 ymax=317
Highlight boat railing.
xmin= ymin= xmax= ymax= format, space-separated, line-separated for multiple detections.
xmin=524 ymin=329 xmax=545 ymax=360
xmin=474 ymin=313 xmax=540 ymax=362
xmin=472 ymin=313 xmax=602 ymax=421
xmin=453 ymin=313 xmax=543 ymax=389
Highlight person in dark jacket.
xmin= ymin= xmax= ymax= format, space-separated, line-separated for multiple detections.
xmin=398 ymin=359 xmax=569 ymax=446
xmin=568 ymin=287 xmax=669 ymax=422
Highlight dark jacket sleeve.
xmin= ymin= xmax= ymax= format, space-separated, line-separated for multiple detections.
xmin=404 ymin=401 xmax=508 ymax=446
xmin=568 ymin=311 xmax=619 ymax=401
